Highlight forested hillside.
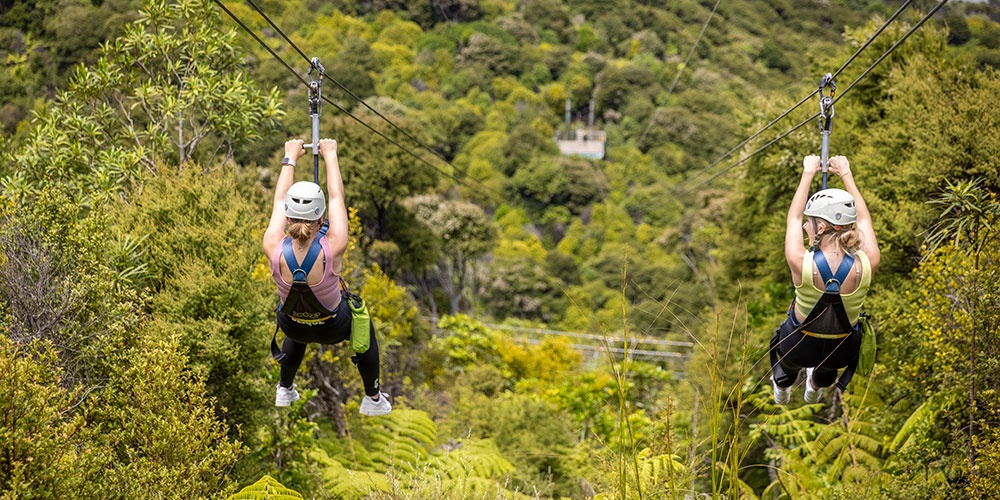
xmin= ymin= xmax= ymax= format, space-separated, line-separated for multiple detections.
xmin=2 ymin=0 xmax=1000 ymax=498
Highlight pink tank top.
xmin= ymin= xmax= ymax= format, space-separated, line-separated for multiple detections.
xmin=270 ymin=235 xmax=341 ymax=310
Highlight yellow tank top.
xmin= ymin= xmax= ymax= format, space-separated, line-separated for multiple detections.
xmin=795 ymin=249 xmax=872 ymax=324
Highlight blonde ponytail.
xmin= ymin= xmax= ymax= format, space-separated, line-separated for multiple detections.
xmin=286 ymin=220 xmax=315 ymax=243
xmin=838 ymin=228 xmax=863 ymax=253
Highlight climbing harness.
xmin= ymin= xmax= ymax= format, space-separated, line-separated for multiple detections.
xmin=786 ymin=250 xmax=860 ymax=390
xmin=271 ymin=222 xmax=336 ymax=361
xmin=798 ymin=250 xmax=855 ymax=339
xmin=270 ymin=56 xmax=373 ymax=361
xmin=303 ymin=57 xmax=325 ymax=184
xmin=817 ymin=73 xmax=836 ymax=189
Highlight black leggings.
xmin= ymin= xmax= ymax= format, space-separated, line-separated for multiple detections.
xmin=771 ymin=312 xmax=861 ymax=389
xmin=276 ymin=297 xmax=381 ymax=397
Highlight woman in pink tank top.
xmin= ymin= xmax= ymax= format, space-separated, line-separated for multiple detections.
xmin=261 ymin=138 xmax=390 ymax=416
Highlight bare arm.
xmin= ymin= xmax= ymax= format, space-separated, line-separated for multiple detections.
xmin=320 ymin=139 xmax=349 ymax=267
xmin=262 ymin=139 xmax=306 ymax=256
xmin=786 ymin=155 xmax=821 ymax=286
xmin=829 ymin=155 xmax=880 ymax=271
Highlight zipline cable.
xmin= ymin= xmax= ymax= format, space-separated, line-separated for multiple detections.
xmin=832 ymin=0 xmax=950 ymax=107
xmin=676 ymin=0 xmax=917 ymax=191
xmin=212 ymin=0 xmax=309 ymax=87
xmin=828 ymin=0 xmax=916 ymax=82
xmin=680 ymin=113 xmax=817 ymax=193
xmin=212 ymin=0 xmax=505 ymax=204
xmin=679 ymin=1 xmax=943 ymax=192
xmin=241 ymin=0 xmax=454 ymax=168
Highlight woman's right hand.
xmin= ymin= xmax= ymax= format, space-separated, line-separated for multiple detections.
xmin=829 ymin=155 xmax=852 ymax=178
xmin=319 ymin=138 xmax=338 ymax=155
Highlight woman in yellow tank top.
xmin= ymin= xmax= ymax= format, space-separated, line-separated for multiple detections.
xmin=770 ymin=155 xmax=881 ymax=405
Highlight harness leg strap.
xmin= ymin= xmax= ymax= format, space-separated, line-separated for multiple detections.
xmin=271 ymin=326 xmax=286 ymax=362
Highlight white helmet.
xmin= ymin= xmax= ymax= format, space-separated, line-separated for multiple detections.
xmin=804 ymin=188 xmax=857 ymax=226
xmin=284 ymin=181 xmax=326 ymax=221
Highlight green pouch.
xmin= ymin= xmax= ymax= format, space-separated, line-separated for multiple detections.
xmin=347 ymin=293 xmax=371 ymax=353
xmin=857 ymin=312 xmax=876 ymax=376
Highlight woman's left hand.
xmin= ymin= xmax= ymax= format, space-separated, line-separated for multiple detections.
xmin=284 ymin=139 xmax=305 ymax=162
xmin=802 ymin=155 xmax=822 ymax=175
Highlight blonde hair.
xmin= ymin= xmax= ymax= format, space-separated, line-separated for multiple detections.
xmin=837 ymin=228 xmax=863 ymax=253
xmin=811 ymin=217 xmax=863 ymax=253
xmin=286 ymin=219 xmax=319 ymax=244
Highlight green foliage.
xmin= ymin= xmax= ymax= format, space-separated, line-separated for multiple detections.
xmin=2 ymin=0 xmax=283 ymax=206
xmin=432 ymin=314 xmax=507 ymax=377
xmin=0 ymin=321 xmax=245 ymax=499
xmin=357 ymin=409 xmax=438 ymax=471
xmin=113 ymin=165 xmax=273 ymax=444
xmin=0 ymin=186 xmax=143 ymax=384
xmin=9 ymin=1 xmax=1000 ymax=497
xmin=311 ymin=408 xmax=527 ymax=500
xmin=87 ymin=332 xmax=244 ymax=498
xmin=506 ymin=155 xmax=608 ymax=218
xmin=0 ymin=337 xmax=102 ymax=499
xmin=228 ymin=475 xmax=304 ymax=499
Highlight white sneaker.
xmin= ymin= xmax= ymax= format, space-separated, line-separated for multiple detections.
xmin=359 ymin=392 xmax=392 ymax=416
xmin=771 ymin=377 xmax=790 ymax=405
xmin=804 ymin=368 xmax=823 ymax=403
xmin=275 ymin=384 xmax=300 ymax=407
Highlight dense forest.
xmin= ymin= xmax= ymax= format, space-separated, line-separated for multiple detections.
xmin=2 ymin=0 xmax=1000 ymax=498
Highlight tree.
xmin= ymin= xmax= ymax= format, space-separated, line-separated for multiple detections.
xmin=0 ymin=186 xmax=143 ymax=386
xmin=331 ymin=103 xmax=438 ymax=252
xmin=0 ymin=337 xmax=104 ymax=499
xmin=403 ymin=194 xmax=496 ymax=315
xmin=506 ymin=156 xmax=609 ymax=220
xmin=112 ymin=165 xmax=274 ymax=445
xmin=87 ymin=332 xmax=244 ymax=498
xmin=924 ymin=178 xmax=1000 ymax=477
xmin=2 ymin=0 xmax=283 ymax=204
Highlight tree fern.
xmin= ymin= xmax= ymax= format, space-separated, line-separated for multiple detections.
xmin=747 ymin=385 xmax=823 ymax=452
xmin=226 ymin=475 xmax=304 ymax=500
xmin=361 ymin=409 xmax=437 ymax=470
xmin=762 ymin=386 xmax=889 ymax=498
xmin=888 ymin=396 xmax=943 ymax=454
xmin=429 ymin=438 xmax=516 ymax=479
xmin=310 ymin=447 xmax=391 ymax=498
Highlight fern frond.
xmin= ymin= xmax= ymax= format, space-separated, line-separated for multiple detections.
xmin=324 ymin=468 xmax=390 ymax=499
xmin=430 ymin=438 xmax=516 ymax=479
xmin=227 ymin=475 xmax=304 ymax=500
xmin=890 ymin=397 xmax=941 ymax=453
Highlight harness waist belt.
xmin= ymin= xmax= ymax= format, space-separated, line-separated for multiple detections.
xmin=800 ymin=329 xmax=851 ymax=339
xmin=288 ymin=313 xmax=335 ymax=325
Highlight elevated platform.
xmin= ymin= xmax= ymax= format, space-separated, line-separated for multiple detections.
xmin=555 ymin=129 xmax=606 ymax=160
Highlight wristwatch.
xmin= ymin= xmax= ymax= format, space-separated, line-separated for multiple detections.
xmin=281 ymin=156 xmax=296 ymax=167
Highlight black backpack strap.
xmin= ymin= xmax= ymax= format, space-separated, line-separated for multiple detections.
xmin=270 ymin=325 xmax=286 ymax=362
xmin=837 ymin=353 xmax=857 ymax=391
xmin=272 ymin=222 xmax=331 ymax=362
